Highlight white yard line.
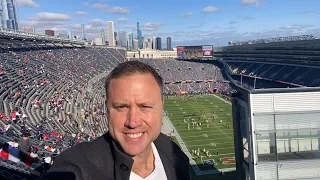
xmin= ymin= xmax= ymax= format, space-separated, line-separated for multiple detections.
xmin=181 ymin=133 xmax=233 ymax=138
xmin=193 ymin=147 xmax=233 ymax=151
xmin=202 ymin=153 xmax=235 ymax=157
xmin=212 ymin=94 xmax=231 ymax=105
xmin=215 ymin=124 xmax=234 ymax=141
xmin=188 ymin=142 xmax=234 ymax=147
xmin=184 ymin=137 xmax=233 ymax=143
xmin=179 ymin=128 xmax=233 ymax=134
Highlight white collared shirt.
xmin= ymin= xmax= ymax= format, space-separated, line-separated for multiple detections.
xmin=130 ymin=142 xmax=168 ymax=180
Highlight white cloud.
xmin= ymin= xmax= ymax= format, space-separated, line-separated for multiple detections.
xmin=280 ymin=24 xmax=313 ymax=30
xmin=20 ymin=20 xmax=65 ymax=27
xmin=229 ymin=20 xmax=238 ymax=24
xmin=117 ymin=18 xmax=129 ymax=22
xmin=31 ymin=12 xmax=71 ymax=21
xmin=142 ymin=22 xmax=164 ymax=31
xmin=241 ymin=0 xmax=256 ymax=4
xmin=242 ymin=15 xmax=254 ymax=20
xmin=75 ymin=11 xmax=87 ymax=16
xmin=241 ymin=0 xmax=266 ymax=7
xmin=108 ymin=6 xmax=130 ymax=14
xmin=202 ymin=6 xmax=218 ymax=13
xmin=124 ymin=25 xmax=136 ymax=30
xmin=180 ymin=12 xmax=192 ymax=17
xmin=81 ymin=2 xmax=89 ymax=7
xmin=88 ymin=19 xmax=106 ymax=27
xmin=91 ymin=3 xmax=130 ymax=14
xmin=92 ymin=3 xmax=108 ymax=10
xmin=188 ymin=24 xmax=201 ymax=28
xmin=19 ymin=16 xmax=108 ymax=40
xmin=16 ymin=0 xmax=39 ymax=8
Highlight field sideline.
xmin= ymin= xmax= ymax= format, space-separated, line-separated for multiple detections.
xmin=164 ymin=94 xmax=236 ymax=179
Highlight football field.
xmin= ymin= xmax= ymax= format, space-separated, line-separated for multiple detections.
xmin=164 ymin=94 xmax=236 ymax=179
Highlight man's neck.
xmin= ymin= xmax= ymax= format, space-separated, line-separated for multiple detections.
xmin=131 ymin=144 xmax=155 ymax=178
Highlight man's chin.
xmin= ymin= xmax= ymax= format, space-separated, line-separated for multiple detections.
xmin=120 ymin=141 xmax=151 ymax=157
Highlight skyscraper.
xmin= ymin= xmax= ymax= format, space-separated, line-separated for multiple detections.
xmin=101 ymin=29 xmax=105 ymax=44
xmin=137 ymin=22 xmax=143 ymax=49
xmin=81 ymin=24 xmax=85 ymax=40
xmin=66 ymin=28 xmax=72 ymax=39
xmin=127 ymin=32 xmax=133 ymax=50
xmin=133 ymin=39 xmax=139 ymax=51
xmin=145 ymin=34 xmax=152 ymax=49
xmin=108 ymin=21 xmax=115 ymax=46
xmin=118 ymin=30 xmax=127 ymax=48
xmin=0 ymin=0 xmax=19 ymax=30
xmin=167 ymin=37 xmax=172 ymax=50
xmin=114 ymin=32 xmax=118 ymax=46
xmin=156 ymin=37 xmax=162 ymax=50
xmin=152 ymin=37 xmax=156 ymax=50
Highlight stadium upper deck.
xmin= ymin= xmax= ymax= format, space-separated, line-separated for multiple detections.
xmin=214 ymin=35 xmax=320 ymax=88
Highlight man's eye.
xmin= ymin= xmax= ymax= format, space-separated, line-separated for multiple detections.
xmin=142 ymin=106 xmax=151 ymax=108
xmin=116 ymin=106 xmax=126 ymax=109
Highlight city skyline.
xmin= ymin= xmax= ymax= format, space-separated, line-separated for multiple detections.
xmin=14 ymin=0 xmax=320 ymax=47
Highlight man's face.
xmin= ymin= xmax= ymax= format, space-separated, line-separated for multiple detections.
xmin=106 ymin=73 xmax=163 ymax=156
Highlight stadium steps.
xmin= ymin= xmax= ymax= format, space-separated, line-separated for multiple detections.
xmin=282 ymin=66 xmax=300 ymax=81
xmin=269 ymin=66 xmax=286 ymax=79
xmin=259 ymin=64 xmax=275 ymax=77
xmin=24 ymin=108 xmax=36 ymax=125
xmin=3 ymin=101 xmax=9 ymax=117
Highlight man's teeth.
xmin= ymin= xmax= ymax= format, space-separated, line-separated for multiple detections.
xmin=126 ymin=133 xmax=143 ymax=139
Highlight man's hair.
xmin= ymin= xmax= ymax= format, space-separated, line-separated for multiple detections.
xmin=105 ymin=60 xmax=163 ymax=103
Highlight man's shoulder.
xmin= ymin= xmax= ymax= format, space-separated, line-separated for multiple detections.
xmin=55 ymin=134 xmax=112 ymax=163
xmin=41 ymin=134 xmax=115 ymax=180
xmin=154 ymin=133 xmax=187 ymax=159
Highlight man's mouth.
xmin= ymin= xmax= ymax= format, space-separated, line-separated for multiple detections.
xmin=125 ymin=132 xmax=144 ymax=139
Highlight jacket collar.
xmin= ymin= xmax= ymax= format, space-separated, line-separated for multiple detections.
xmin=103 ymin=132 xmax=177 ymax=179
xmin=104 ymin=132 xmax=134 ymax=180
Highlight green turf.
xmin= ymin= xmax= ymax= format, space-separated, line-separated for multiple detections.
xmin=164 ymin=94 xmax=237 ymax=179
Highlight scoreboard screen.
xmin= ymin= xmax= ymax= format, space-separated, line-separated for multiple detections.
xmin=177 ymin=45 xmax=213 ymax=59
xmin=177 ymin=46 xmax=185 ymax=59
xmin=184 ymin=46 xmax=203 ymax=59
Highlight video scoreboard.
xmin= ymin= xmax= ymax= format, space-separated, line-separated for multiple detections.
xmin=177 ymin=45 xmax=213 ymax=59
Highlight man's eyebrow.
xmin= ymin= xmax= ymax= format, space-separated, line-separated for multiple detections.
xmin=137 ymin=102 xmax=157 ymax=106
xmin=111 ymin=102 xmax=129 ymax=105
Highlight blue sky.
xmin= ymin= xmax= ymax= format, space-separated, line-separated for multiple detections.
xmin=17 ymin=0 xmax=320 ymax=47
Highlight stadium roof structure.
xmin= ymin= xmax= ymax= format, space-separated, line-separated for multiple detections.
xmin=232 ymin=85 xmax=320 ymax=180
xmin=0 ymin=28 xmax=85 ymax=46
xmin=228 ymin=35 xmax=317 ymax=46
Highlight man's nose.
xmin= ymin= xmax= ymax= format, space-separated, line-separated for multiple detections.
xmin=124 ymin=107 xmax=142 ymax=128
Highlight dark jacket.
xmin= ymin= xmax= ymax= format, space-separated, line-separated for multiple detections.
xmin=38 ymin=132 xmax=190 ymax=180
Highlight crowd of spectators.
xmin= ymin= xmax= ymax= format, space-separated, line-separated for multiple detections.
xmin=137 ymin=59 xmax=232 ymax=95
xmin=0 ymin=45 xmax=230 ymax=179
xmin=228 ymin=35 xmax=316 ymax=46
xmin=0 ymin=46 xmax=125 ymax=179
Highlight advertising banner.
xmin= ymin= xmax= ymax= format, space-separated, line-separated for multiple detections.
xmin=202 ymin=45 xmax=213 ymax=57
